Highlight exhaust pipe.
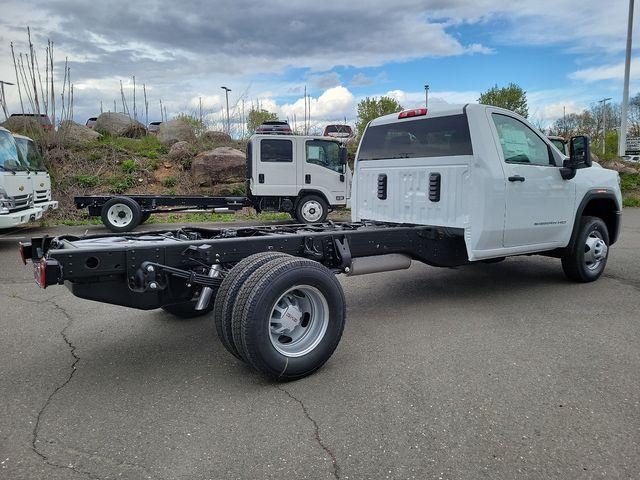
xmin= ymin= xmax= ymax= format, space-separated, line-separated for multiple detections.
xmin=347 ymin=254 xmax=411 ymax=276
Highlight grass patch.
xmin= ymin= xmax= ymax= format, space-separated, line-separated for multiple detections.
xmin=162 ymin=176 xmax=178 ymax=188
xmin=121 ymin=158 xmax=140 ymax=174
xmin=74 ymin=174 xmax=101 ymax=188
xmin=620 ymin=172 xmax=640 ymax=192
xmin=89 ymin=135 xmax=168 ymax=158
xmin=107 ymin=174 xmax=136 ymax=194
xmin=623 ymin=197 xmax=640 ymax=207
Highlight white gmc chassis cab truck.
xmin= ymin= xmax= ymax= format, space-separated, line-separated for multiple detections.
xmin=20 ymin=104 xmax=621 ymax=380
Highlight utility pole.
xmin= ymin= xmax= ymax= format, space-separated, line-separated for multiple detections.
xmin=598 ymin=97 xmax=612 ymax=155
xmin=221 ymin=86 xmax=231 ymax=134
xmin=563 ymin=106 xmax=567 ymax=138
xmin=424 ymin=84 xmax=430 ymax=109
xmin=0 ymin=80 xmax=15 ymax=120
xmin=619 ymin=0 xmax=635 ymax=156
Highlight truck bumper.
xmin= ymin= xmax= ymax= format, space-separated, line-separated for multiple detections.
xmin=36 ymin=200 xmax=59 ymax=213
xmin=0 ymin=206 xmax=44 ymax=229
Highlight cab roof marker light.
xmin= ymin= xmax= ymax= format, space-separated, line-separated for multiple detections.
xmin=398 ymin=108 xmax=428 ymax=119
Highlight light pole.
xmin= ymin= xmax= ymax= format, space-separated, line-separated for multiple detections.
xmin=619 ymin=0 xmax=635 ymax=156
xmin=424 ymin=84 xmax=429 ymax=109
xmin=0 ymin=80 xmax=15 ymax=120
xmin=598 ymin=97 xmax=612 ymax=155
xmin=221 ymin=86 xmax=231 ymax=134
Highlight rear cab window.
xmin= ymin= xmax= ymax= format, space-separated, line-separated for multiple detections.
xmin=260 ymin=139 xmax=292 ymax=162
xmin=358 ymin=114 xmax=473 ymax=161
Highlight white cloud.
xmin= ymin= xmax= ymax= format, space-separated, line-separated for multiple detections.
xmin=570 ymin=58 xmax=640 ymax=83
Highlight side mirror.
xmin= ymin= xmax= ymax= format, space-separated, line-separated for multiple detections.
xmin=339 ymin=146 xmax=348 ymax=165
xmin=568 ymin=135 xmax=592 ymax=168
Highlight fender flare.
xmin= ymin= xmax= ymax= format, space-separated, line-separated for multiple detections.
xmin=568 ymin=190 xmax=622 ymax=250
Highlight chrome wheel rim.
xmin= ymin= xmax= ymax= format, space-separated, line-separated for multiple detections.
xmin=268 ymin=285 xmax=329 ymax=357
xmin=107 ymin=204 xmax=134 ymax=228
xmin=584 ymin=230 xmax=607 ymax=271
xmin=301 ymin=201 xmax=323 ymax=222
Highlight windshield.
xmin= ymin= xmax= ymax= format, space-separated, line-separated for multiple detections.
xmin=325 ymin=125 xmax=352 ymax=134
xmin=0 ymin=130 xmax=27 ymax=172
xmin=358 ymin=114 xmax=473 ymax=161
xmin=15 ymin=137 xmax=46 ymax=171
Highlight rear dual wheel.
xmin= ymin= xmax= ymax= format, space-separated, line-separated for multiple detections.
xmin=213 ymin=253 xmax=346 ymax=380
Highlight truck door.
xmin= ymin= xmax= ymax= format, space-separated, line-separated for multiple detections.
xmin=254 ymin=138 xmax=298 ymax=196
xmin=489 ymin=112 xmax=574 ymax=247
xmin=302 ymin=139 xmax=347 ymax=205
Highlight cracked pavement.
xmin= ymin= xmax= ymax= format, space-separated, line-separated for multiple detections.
xmin=1 ymin=211 xmax=640 ymax=479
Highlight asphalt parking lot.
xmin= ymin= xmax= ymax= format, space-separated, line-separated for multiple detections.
xmin=1 ymin=211 xmax=639 ymax=480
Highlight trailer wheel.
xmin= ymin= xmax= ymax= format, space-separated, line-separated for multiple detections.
xmin=213 ymin=252 xmax=288 ymax=361
xmin=232 ymin=255 xmax=346 ymax=380
xmin=561 ymin=216 xmax=609 ymax=282
xmin=162 ymin=300 xmax=215 ymax=318
xmin=101 ymin=197 xmax=142 ymax=233
xmin=295 ymin=195 xmax=328 ymax=223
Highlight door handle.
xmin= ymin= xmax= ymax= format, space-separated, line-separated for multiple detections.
xmin=508 ymin=175 xmax=525 ymax=182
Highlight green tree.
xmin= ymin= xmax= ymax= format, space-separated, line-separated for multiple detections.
xmin=247 ymin=108 xmax=278 ymax=134
xmin=479 ymin=83 xmax=528 ymax=118
xmin=356 ymin=96 xmax=403 ymax=136
xmin=175 ymin=113 xmax=206 ymax=134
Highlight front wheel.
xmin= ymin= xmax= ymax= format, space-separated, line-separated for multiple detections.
xmin=295 ymin=195 xmax=328 ymax=223
xmin=561 ymin=216 xmax=610 ymax=282
xmin=100 ymin=197 xmax=142 ymax=233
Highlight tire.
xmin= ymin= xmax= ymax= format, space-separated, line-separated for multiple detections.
xmin=140 ymin=212 xmax=152 ymax=224
xmin=562 ymin=216 xmax=610 ymax=282
xmin=162 ymin=299 xmax=215 ymax=318
xmin=213 ymin=252 xmax=288 ymax=361
xmin=295 ymin=195 xmax=328 ymax=224
xmin=100 ymin=197 xmax=142 ymax=233
xmin=231 ymin=255 xmax=346 ymax=380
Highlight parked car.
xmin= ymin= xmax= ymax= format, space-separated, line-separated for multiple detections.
xmin=255 ymin=120 xmax=292 ymax=135
xmin=13 ymin=133 xmax=58 ymax=213
xmin=8 ymin=113 xmax=53 ymax=131
xmin=622 ymin=155 xmax=640 ymax=163
xmin=323 ymin=124 xmax=354 ymax=139
xmin=85 ymin=117 xmax=98 ymax=129
xmin=148 ymin=121 xmax=162 ymax=134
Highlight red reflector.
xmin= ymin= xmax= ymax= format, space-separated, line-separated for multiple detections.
xmin=398 ymin=108 xmax=428 ymax=119
xmin=35 ymin=261 xmax=47 ymax=288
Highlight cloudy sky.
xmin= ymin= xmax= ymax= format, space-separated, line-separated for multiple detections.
xmin=0 ymin=0 xmax=636 ymax=132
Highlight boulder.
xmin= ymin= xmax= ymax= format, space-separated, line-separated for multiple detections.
xmin=168 ymin=141 xmax=194 ymax=163
xmin=191 ymin=147 xmax=245 ymax=186
xmin=1 ymin=116 xmax=43 ymax=136
xmin=94 ymin=112 xmax=146 ymax=138
xmin=200 ymin=130 xmax=231 ymax=144
xmin=157 ymin=119 xmax=196 ymax=145
xmin=58 ymin=120 xmax=101 ymax=146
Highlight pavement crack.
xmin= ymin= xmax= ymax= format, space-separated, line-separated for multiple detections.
xmin=276 ymin=385 xmax=340 ymax=480
xmin=30 ymin=298 xmax=96 ymax=479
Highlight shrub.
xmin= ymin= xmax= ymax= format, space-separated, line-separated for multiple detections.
xmin=107 ymin=175 xmax=136 ymax=194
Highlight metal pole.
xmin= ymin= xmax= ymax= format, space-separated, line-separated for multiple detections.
xmin=619 ymin=0 xmax=635 ymax=156
xmin=221 ymin=86 xmax=231 ymax=134
xmin=0 ymin=80 xmax=14 ymax=120
xmin=598 ymin=97 xmax=612 ymax=155
xmin=424 ymin=84 xmax=429 ymax=109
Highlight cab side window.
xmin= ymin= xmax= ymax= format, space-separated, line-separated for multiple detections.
xmin=260 ymin=139 xmax=292 ymax=162
xmin=306 ymin=140 xmax=342 ymax=172
xmin=492 ymin=114 xmax=553 ymax=166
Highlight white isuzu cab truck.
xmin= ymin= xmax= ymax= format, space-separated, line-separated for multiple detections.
xmin=0 ymin=127 xmax=44 ymax=229
xmin=13 ymin=133 xmax=58 ymax=214
xmin=20 ymin=104 xmax=621 ymax=380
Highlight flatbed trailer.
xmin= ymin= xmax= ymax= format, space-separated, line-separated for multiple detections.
xmin=74 ymin=194 xmax=252 ymax=232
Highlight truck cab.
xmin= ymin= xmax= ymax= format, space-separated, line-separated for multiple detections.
xmin=353 ymin=104 xmax=621 ymax=271
xmin=0 ymin=127 xmax=43 ymax=229
xmin=13 ymin=134 xmax=58 ymax=214
xmin=247 ymin=134 xmax=351 ymax=222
